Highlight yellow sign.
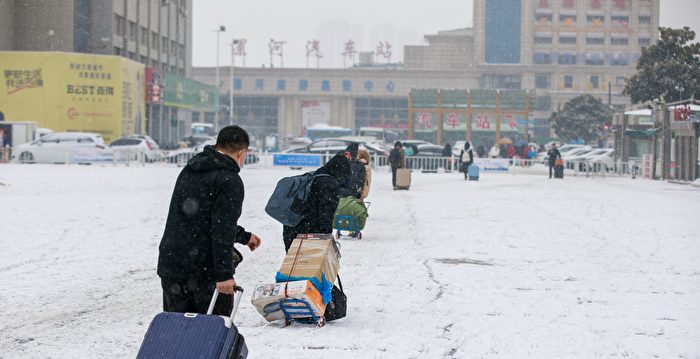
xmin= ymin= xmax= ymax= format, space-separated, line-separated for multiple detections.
xmin=0 ymin=51 xmax=145 ymax=142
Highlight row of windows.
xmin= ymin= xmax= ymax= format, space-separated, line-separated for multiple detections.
xmin=535 ymin=36 xmax=650 ymax=46
xmin=114 ymin=15 xmax=186 ymax=58
xmin=537 ymin=0 xmax=634 ymax=10
xmin=535 ymin=73 xmax=626 ymax=91
xmin=233 ymin=78 xmax=397 ymax=94
xmin=535 ymin=14 xmax=651 ymax=26
xmin=533 ymin=52 xmax=637 ymax=66
xmin=112 ymin=47 xmax=185 ymax=75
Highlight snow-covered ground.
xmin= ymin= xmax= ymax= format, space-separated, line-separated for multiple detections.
xmin=1 ymin=164 xmax=699 ymax=358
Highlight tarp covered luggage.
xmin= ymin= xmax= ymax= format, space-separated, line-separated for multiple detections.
xmin=136 ymin=287 xmax=247 ymax=359
xmin=468 ymin=165 xmax=480 ymax=181
xmin=396 ymin=168 xmax=411 ymax=189
xmin=554 ymin=165 xmax=564 ymax=179
xmin=334 ymin=197 xmax=368 ymax=231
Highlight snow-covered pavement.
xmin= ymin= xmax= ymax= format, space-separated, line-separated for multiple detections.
xmin=1 ymin=164 xmax=699 ymax=358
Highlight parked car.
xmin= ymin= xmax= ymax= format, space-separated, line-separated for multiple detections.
xmin=285 ymin=138 xmax=388 ymax=156
xmin=109 ymin=135 xmax=164 ymax=162
xmin=165 ymin=140 xmax=259 ymax=165
xmin=537 ymin=144 xmax=590 ymax=162
xmin=13 ymin=132 xmax=113 ymax=164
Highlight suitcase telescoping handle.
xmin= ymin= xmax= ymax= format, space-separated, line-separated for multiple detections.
xmin=207 ymin=285 xmax=244 ymax=321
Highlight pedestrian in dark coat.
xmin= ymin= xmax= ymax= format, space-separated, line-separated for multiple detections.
xmin=459 ymin=141 xmax=474 ymax=179
xmin=547 ymin=143 xmax=562 ymax=179
xmin=388 ymin=141 xmax=405 ymax=188
xmin=282 ymin=153 xmax=351 ymax=252
xmin=158 ymin=126 xmax=262 ymax=316
xmin=476 ymin=145 xmax=486 ymax=158
xmin=441 ymin=143 xmax=453 ymax=170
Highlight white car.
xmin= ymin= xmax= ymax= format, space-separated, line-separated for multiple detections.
xmin=109 ymin=135 xmax=164 ymax=162
xmin=537 ymin=144 xmax=591 ymax=162
xmin=13 ymin=132 xmax=113 ymax=164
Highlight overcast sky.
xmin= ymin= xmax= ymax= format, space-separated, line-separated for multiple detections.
xmin=192 ymin=0 xmax=700 ymax=69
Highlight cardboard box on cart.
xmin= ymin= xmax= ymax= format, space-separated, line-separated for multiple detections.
xmin=251 ymin=280 xmax=326 ymax=322
xmin=276 ymin=234 xmax=341 ymax=295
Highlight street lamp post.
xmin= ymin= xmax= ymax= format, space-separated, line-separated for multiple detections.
xmin=214 ymin=25 xmax=226 ymax=128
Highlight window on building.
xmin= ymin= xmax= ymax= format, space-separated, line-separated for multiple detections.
xmin=559 ymin=36 xmax=577 ymax=44
xmin=255 ymin=79 xmax=264 ymax=90
xmin=610 ymin=54 xmax=629 ymax=66
xmin=611 ymin=16 xmax=629 ymax=27
xmin=162 ymin=36 xmax=168 ymax=53
xmin=585 ymin=53 xmax=604 ymax=65
xmin=639 ymin=38 xmax=651 ymax=46
xmin=140 ymin=56 xmax=148 ymax=64
xmin=115 ymin=15 xmax=125 ymax=36
xmin=128 ymin=21 xmax=137 ymax=41
xmin=128 ymin=51 xmax=136 ymax=60
xmin=299 ymin=79 xmax=308 ymax=91
xmin=564 ymin=75 xmax=573 ymax=89
xmin=586 ymin=15 xmax=604 ymax=26
xmin=639 ymin=16 xmax=651 ymax=24
xmin=321 ymin=80 xmax=331 ymax=91
xmin=587 ymin=37 xmax=605 ymax=45
xmin=536 ymin=96 xmax=551 ymax=111
xmin=232 ymin=97 xmax=279 ymax=137
xmin=535 ymin=73 xmax=551 ymax=89
xmin=152 ymin=32 xmax=159 ymax=49
xmin=559 ymin=15 xmax=577 ymax=27
xmin=355 ymin=97 xmax=409 ymax=130
xmin=590 ymin=75 xmax=599 ymax=89
xmin=277 ymin=79 xmax=286 ymax=91
xmin=342 ymin=80 xmax=352 ymax=92
xmin=535 ymin=36 xmax=552 ymax=44
xmin=559 ymin=53 xmax=577 ymax=65
xmin=481 ymin=74 xmax=521 ymax=89
xmin=535 ymin=14 xmax=553 ymax=24
xmin=611 ymin=37 xmax=629 ymax=46
xmin=141 ymin=27 xmax=149 ymax=45
xmin=180 ymin=44 xmax=185 ymax=59
xmin=562 ymin=0 xmax=575 ymax=9
xmin=113 ymin=46 xmax=122 ymax=56
xmin=534 ymin=53 xmax=552 ymax=64
xmin=233 ymin=78 xmax=242 ymax=90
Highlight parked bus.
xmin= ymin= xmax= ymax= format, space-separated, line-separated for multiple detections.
xmin=306 ymin=125 xmax=353 ymax=141
xmin=357 ymin=127 xmax=400 ymax=145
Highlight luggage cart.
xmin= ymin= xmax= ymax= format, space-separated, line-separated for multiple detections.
xmin=334 ymin=202 xmax=370 ymax=240
xmin=279 ymin=298 xmax=326 ymax=327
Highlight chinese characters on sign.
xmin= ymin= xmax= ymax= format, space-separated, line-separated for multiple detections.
xmin=475 ymin=113 xmax=491 ymax=129
xmin=446 ymin=113 xmax=460 ymax=129
xmin=70 ymin=63 xmax=111 ymax=81
xmin=4 ymin=69 xmax=43 ymax=95
xmin=416 ymin=112 xmax=432 ymax=129
xmin=376 ymin=41 xmax=392 ymax=63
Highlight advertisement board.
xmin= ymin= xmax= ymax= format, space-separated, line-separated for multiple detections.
xmin=474 ymin=158 xmax=509 ymax=172
xmin=273 ymin=153 xmax=322 ymax=167
xmin=163 ymin=73 xmax=218 ymax=111
xmin=0 ymin=51 xmax=144 ymax=142
xmin=302 ymin=101 xmax=331 ymax=128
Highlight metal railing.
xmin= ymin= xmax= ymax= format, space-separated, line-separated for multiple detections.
xmin=1 ymin=147 xmax=650 ymax=180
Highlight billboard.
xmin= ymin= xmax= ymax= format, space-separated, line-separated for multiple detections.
xmin=163 ymin=73 xmax=218 ymax=111
xmin=0 ymin=51 xmax=145 ymax=143
xmin=302 ymin=100 xmax=331 ymax=128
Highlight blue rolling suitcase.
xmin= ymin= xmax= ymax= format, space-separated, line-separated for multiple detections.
xmin=468 ymin=165 xmax=480 ymax=181
xmin=136 ymin=286 xmax=247 ymax=359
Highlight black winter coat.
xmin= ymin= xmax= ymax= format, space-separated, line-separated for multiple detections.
xmin=548 ymin=148 xmax=562 ymax=166
xmin=389 ymin=148 xmax=404 ymax=168
xmin=283 ymin=153 xmax=350 ymax=251
xmin=158 ymin=145 xmax=251 ymax=283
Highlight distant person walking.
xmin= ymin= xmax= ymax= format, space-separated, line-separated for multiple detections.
xmin=442 ymin=143 xmax=452 ymax=170
xmin=389 ymin=141 xmax=405 ymax=189
xmin=547 ymin=143 xmax=562 ymax=179
xmin=476 ymin=145 xmax=486 ymax=159
xmin=489 ymin=145 xmax=500 ymax=158
xmin=459 ymin=141 xmax=474 ymax=180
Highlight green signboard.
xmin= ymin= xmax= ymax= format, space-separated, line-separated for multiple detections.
xmin=164 ymin=74 xmax=219 ymax=111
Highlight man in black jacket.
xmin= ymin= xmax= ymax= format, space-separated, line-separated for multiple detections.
xmin=158 ymin=126 xmax=262 ymax=315
xmin=389 ymin=141 xmax=404 ymax=189
xmin=282 ymin=153 xmax=351 ymax=252
xmin=548 ymin=143 xmax=562 ymax=179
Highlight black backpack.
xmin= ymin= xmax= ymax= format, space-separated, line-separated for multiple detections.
xmin=323 ymin=275 xmax=346 ymax=322
xmin=339 ymin=161 xmax=366 ymax=198
xmin=265 ymin=171 xmax=331 ymax=227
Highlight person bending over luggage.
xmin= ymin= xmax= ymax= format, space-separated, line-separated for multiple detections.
xmin=459 ymin=141 xmax=474 ymax=180
xmin=389 ymin=141 xmax=405 ymax=189
xmin=357 ymin=149 xmax=372 ymax=200
xmin=547 ymin=143 xmax=561 ymax=179
xmin=282 ymin=152 xmax=351 ymax=252
xmin=157 ymin=126 xmax=262 ymax=316
xmin=339 ymin=143 xmax=365 ymax=198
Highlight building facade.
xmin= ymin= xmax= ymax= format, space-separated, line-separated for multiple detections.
xmin=192 ymin=0 xmax=660 ymax=146
xmin=0 ymin=0 xmax=192 ymax=76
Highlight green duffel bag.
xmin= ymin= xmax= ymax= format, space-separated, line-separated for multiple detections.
xmin=334 ymin=196 xmax=369 ymax=230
